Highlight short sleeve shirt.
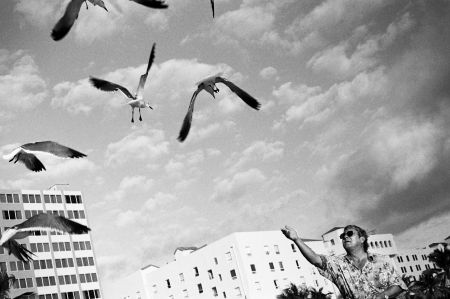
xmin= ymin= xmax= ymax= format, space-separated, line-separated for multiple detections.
xmin=318 ymin=253 xmax=406 ymax=299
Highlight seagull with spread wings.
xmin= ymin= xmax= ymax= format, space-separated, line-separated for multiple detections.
xmin=0 ymin=213 xmax=91 ymax=256
xmin=51 ymin=0 xmax=108 ymax=41
xmin=90 ymin=43 xmax=156 ymax=123
xmin=177 ymin=73 xmax=261 ymax=142
xmin=2 ymin=141 xmax=87 ymax=172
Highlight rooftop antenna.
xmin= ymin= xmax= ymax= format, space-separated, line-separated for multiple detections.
xmin=48 ymin=183 xmax=69 ymax=191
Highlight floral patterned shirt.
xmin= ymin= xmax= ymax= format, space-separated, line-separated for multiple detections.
xmin=317 ymin=253 xmax=406 ymax=299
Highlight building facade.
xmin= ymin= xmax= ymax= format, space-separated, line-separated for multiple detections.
xmin=0 ymin=189 xmax=102 ymax=299
xmin=117 ymin=231 xmax=338 ymax=299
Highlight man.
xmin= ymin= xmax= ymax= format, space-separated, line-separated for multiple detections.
xmin=281 ymin=225 xmax=406 ymax=299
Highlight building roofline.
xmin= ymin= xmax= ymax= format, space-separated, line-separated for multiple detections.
xmin=322 ymin=227 xmax=344 ymax=236
xmin=140 ymin=264 xmax=159 ymax=270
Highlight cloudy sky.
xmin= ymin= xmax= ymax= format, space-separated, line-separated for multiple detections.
xmin=1 ymin=0 xmax=449 ymax=295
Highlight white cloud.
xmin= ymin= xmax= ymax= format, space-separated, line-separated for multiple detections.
xmin=370 ymin=119 xmax=441 ymax=190
xmin=212 ymin=168 xmax=266 ymax=201
xmin=281 ymin=67 xmax=387 ymax=124
xmin=307 ymin=12 xmax=414 ymax=78
xmin=226 ymin=140 xmax=284 ymax=173
xmin=111 ymin=175 xmax=154 ymax=201
xmin=0 ymin=50 xmax=47 ymax=111
xmin=105 ymin=128 xmax=169 ymax=166
xmin=259 ymin=66 xmax=278 ymax=80
xmin=395 ymin=212 xmax=450 ymax=249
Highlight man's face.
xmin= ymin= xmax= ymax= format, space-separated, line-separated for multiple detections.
xmin=340 ymin=229 xmax=363 ymax=250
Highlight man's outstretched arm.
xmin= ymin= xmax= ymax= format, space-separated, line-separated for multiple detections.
xmin=281 ymin=225 xmax=323 ymax=268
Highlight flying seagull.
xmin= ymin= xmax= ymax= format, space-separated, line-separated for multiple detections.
xmin=2 ymin=141 xmax=87 ymax=172
xmin=210 ymin=0 xmax=215 ymax=18
xmin=0 ymin=236 xmax=34 ymax=263
xmin=129 ymin=0 xmax=168 ymax=9
xmin=0 ymin=271 xmax=36 ymax=298
xmin=51 ymin=0 xmax=108 ymax=41
xmin=90 ymin=43 xmax=156 ymax=123
xmin=177 ymin=73 xmax=261 ymax=142
xmin=0 ymin=213 xmax=91 ymax=254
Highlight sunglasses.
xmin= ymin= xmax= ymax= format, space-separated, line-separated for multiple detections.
xmin=339 ymin=230 xmax=357 ymax=240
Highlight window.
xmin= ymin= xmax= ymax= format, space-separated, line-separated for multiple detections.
xmin=410 ymin=266 xmax=413 ymax=272
xmin=250 ymin=264 xmax=256 ymax=273
xmin=223 ymin=292 xmax=227 ymax=298
xmin=245 ymin=246 xmax=252 ymax=256
xmin=183 ymin=289 xmax=189 ymax=298
xmin=208 ymin=269 xmax=214 ymax=279
xmin=416 ymin=265 xmax=421 ymax=271
xmin=274 ymin=245 xmax=280 ymax=254
xmin=234 ymin=287 xmax=242 ymax=296
xmin=218 ymin=274 xmax=222 ymax=281
xmin=214 ymin=257 xmax=218 ymax=265
xmin=406 ymin=256 xmax=410 ymax=262
xmin=330 ymin=239 xmax=335 ymax=246
xmin=291 ymin=243 xmax=297 ymax=252
xmin=197 ymin=283 xmax=203 ymax=294
xmin=166 ymin=279 xmax=171 ymax=288
xmin=193 ymin=267 xmax=199 ymax=276
xmin=274 ymin=279 xmax=279 ymax=289
xmin=269 ymin=262 xmax=275 ymax=271
xmin=230 ymin=269 xmax=237 ymax=279
xmin=384 ymin=241 xmax=388 ymax=248
xmin=179 ymin=273 xmax=185 ymax=282
xmin=225 ymin=252 xmax=232 ymax=261
xmin=255 ymin=281 xmax=261 ymax=291
xmin=264 ymin=245 xmax=270 ymax=255
xmin=212 ymin=287 xmax=218 ymax=297
xmin=279 ymin=261 xmax=284 ymax=271
xmin=296 ymin=260 xmax=301 ymax=269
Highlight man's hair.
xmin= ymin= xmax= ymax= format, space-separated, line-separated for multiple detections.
xmin=344 ymin=225 xmax=369 ymax=252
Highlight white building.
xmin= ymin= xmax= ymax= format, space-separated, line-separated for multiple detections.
xmin=395 ymin=248 xmax=436 ymax=281
xmin=115 ymin=231 xmax=338 ymax=299
xmin=113 ymin=227 xmax=440 ymax=299
xmin=0 ymin=189 xmax=103 ymax=299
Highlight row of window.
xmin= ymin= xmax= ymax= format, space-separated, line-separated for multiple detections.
xmin=77 ymin=257 xmax=96 ymax=267
xmin=33 ymin=259 xmax=53 ymax=270
xmin=11 ymin=289 xmax=100 ymax=299
xmin=31 ymin=274 xmax=99 ymax=288
xmin=400 ymin=264 xmax=432 ymax=273
xmin=8 ymin=260 xmax=31 ymax=271
xmin=397 ymin=254 xmax=427 ymax=263
xmin=2 ymin=210 xmax=22 ymax=220
xmin=0 ymin=193 xmax=83 ymax=204
xmin=73 ymin=241 xmax=92 ymax=251
xmin=165 ymin=285 xmax=241 ymax=298
xmin=11 ymin=277 xmax=34 ymax=289
xmin=58 ymin=274 xmax=78 ymax=285
xmin=244 ymin=244 xmax=298 ymax=256
xmin=369 ymin=240 xmax=392 ymax=248
xmin=0 ymin=193 xmax=20 ymax=203
xmin=79 ymin=272 xmax=98 ymax=283
xmin=3 ymin=209 xmax=86 ymax=221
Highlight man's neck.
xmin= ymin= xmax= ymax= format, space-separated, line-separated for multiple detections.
xmin=346 ymin=247 xmax=367 ymax=261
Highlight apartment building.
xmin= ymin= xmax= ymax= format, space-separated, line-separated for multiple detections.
xmin=114 ymin=227 xmax=441 ymax=299
xmin=396 ymin=248 xmax=436 ymax=281
xmin=115 ymin=231 xmax=338 ymax=299
xmin=0 ymin=189 xmax=102 ymax=299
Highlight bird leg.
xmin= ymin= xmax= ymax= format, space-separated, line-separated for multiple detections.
xmin=139 ymin=108 xmax=142 ymax=121
xmin=131 ymin=108 xmax=135 ymax=123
